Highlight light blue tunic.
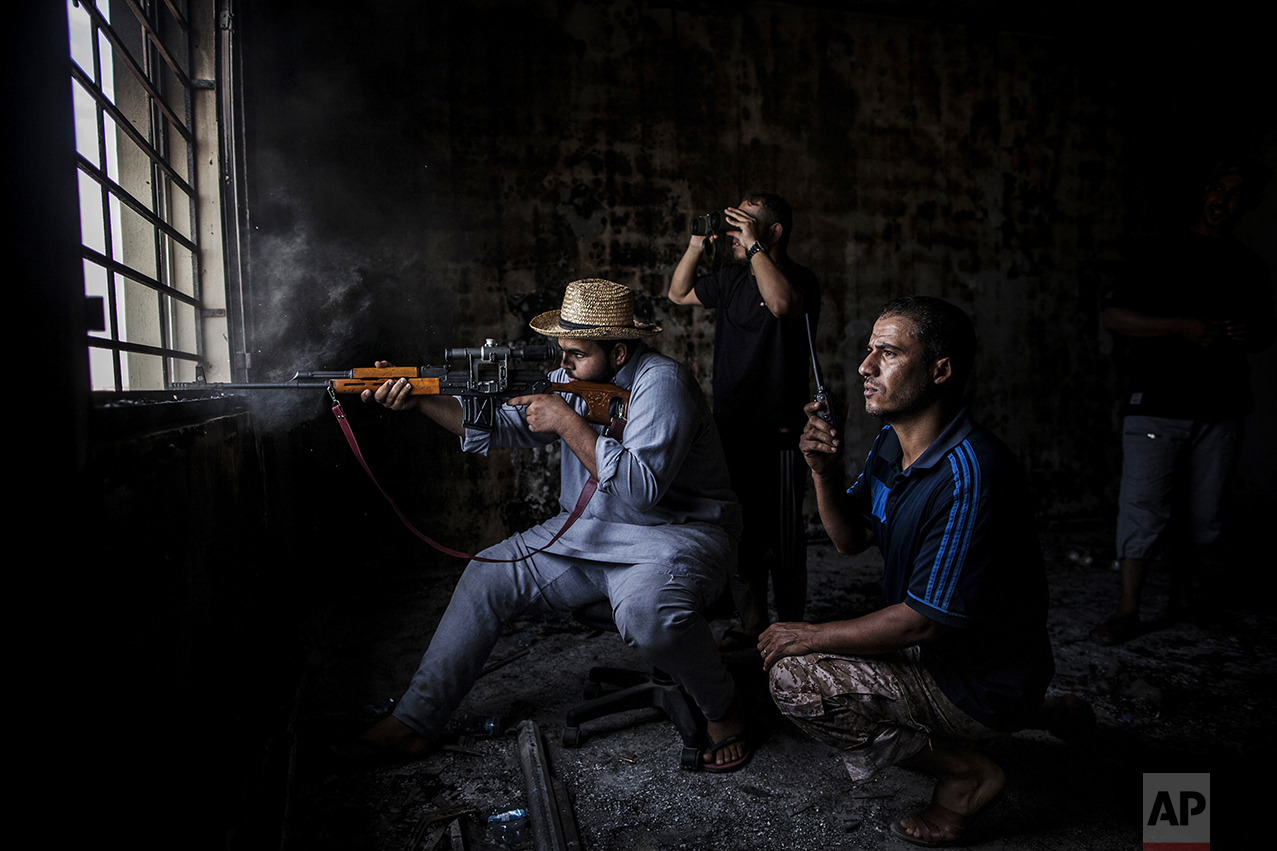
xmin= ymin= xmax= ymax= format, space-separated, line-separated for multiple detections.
xmin=392 ymin=343 xmax=744 ymax=737
xmin=460 ymin=342 xmax=742 ymax=575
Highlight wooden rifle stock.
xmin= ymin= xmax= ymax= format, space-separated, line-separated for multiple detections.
xmin=546 ymin=380 xmax=631 ymax=426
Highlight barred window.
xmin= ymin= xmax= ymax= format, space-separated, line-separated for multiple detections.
xmin=68 ymin=0 xmax=234 ymax=391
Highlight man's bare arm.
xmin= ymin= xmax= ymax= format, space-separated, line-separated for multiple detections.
xmin=749 ymin=249 xmax=804 ymax=316
xmin=724 ymin=206 xmax=804 ymax=316
xmin=759 ymin=603 xmax=945 ymax=670
xmin=668 ymin=235 xmax=707 ymax=306
xmin=799 ymin=400 xmax=872 ymax=554
xmin=812 ymin=468 xmax=872 ymax=555
xmin=1103 ymin=306 xmax=1212 ymax=343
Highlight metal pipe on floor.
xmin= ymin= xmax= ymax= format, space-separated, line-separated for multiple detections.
xmin=516 ymin=720 xmax=579 ymax=851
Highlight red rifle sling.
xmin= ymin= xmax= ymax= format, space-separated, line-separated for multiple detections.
xmin=330 ymin=399 xmax=625 ymax=563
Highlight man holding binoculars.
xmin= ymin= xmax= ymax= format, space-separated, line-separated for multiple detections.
xmin=668 ymin=193 xmax=822 ymax=647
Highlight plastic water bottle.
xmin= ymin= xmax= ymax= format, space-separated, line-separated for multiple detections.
xmin=446 ymin=714 xmax=504 ymax=737
xmin=487 ymin=808 xmax=528 ymax=846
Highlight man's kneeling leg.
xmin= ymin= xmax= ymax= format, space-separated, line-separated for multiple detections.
xmin=768 ymin=648 xmax=999 ymax=781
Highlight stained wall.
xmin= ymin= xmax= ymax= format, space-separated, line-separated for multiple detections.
xmin=238 ymin=0 xmax=1276 ymax=539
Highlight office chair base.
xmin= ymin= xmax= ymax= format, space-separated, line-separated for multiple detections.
xmin=562 ymin=665 xmax=704 ymax=770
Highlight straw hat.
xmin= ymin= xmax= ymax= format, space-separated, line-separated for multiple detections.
xmin=529 ymin=278 xmax=662 ymax=339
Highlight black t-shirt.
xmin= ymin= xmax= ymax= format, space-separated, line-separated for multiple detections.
xmin=1105 ymin=230 xmax=1273 ymax=420
xmin=694 ymin=259 xmax=822 ymax=448
xmin=847 ymin=410 xmax=1055 ymax=731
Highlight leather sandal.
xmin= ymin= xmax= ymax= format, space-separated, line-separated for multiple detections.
xmin=890 ymin=801 xmax=970 ymax=847
xmin=890 ymin=790 xmax=1002 ymax=847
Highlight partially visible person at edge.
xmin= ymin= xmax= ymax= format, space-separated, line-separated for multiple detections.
xmin=761 ymin=296 xmax=1088 ymax=846
xmin=343 ymin=279 xmax=752 ymax=771
xmin=668 ymin=192 xmax=822 ymax=650
xmin=1091 ymin=157 xmax=1274 ymax=646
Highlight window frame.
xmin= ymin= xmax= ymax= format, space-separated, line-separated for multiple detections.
xmin=70 ymin=0 xmax=242 ymax=392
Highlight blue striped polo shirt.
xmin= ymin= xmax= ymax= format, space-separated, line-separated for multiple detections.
xmin=847 ymin=407 xmax=1054 ymax=730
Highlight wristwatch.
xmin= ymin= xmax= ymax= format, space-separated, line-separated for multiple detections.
xmin=746 ymin=240 xmax=769 ymax=260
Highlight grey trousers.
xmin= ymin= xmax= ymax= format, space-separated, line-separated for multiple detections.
xmin=768 ymin=647 xmax=1000 ymax=781
xmin=393 ymin=532 xmax=736 ymax=737
xmin=1116 ymin=416 xmax=1242 ymax=559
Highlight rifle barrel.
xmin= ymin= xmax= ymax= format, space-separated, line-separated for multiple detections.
xmin=171 ymin=382 xmax=333 ymax=390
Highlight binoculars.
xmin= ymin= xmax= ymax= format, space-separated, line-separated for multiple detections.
xmin=689 ymin=210 xmax=736 ymax=271
xmin=689 ymin=210 xmax=737 ymax=236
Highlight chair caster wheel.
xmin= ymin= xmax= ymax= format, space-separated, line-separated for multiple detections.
xmin=680 ymin=745 xmax=700 ymax=770
xmin=563 ymin=727 xmax=583 ymax=748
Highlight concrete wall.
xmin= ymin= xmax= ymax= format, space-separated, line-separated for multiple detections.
xmin=237 ymin=0 xmax=1276 ymax=537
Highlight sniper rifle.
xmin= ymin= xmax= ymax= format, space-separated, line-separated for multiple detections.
xmin=174 ymin=339 xmax=630 ymax=432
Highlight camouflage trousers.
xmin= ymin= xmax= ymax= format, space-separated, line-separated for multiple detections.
xmin=768 ymin=646 xmax=1001 ymax=781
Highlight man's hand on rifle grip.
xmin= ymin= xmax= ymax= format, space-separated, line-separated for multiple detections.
xmin=508 ymin=392 xmax=577 ymax=436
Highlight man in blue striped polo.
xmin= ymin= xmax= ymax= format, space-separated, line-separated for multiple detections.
xmin=759 ymin=296 xmax=1060 ymax=846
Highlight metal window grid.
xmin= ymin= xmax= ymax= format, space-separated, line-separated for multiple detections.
xmin=71 ymin=0 xmax=205 ymax=390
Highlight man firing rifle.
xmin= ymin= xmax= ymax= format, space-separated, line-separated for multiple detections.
xmin=344 ymin=278 xmax=752 ymax=771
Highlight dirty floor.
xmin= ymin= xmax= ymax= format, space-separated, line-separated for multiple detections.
xmin=287 ymin=525 xmax=1269 ymax=849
